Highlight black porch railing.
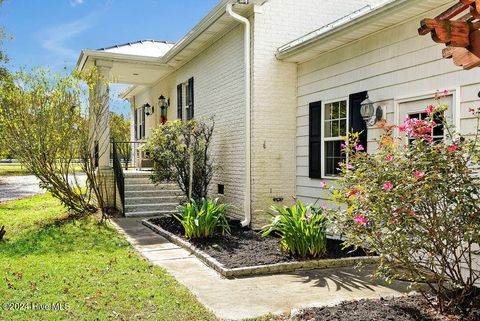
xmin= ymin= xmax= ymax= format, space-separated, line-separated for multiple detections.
xmin=111 ymin=139 xmax=125 ymax=214
xmin=109 ymin=141 xmax=144 ymax=170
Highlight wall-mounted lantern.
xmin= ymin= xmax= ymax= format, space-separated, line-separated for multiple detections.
xmin=144 ymin=103 xmax=154 ymax=116
xmin=360 ymin=94 xmax=383 ymax=126
xmin=159 ymin=95 xmax=169 ymax=124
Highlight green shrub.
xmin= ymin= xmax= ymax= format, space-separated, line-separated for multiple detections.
xmin=174 ymin=198 xmax=230 ymax=239
xmin=332 ymin=93 xmax=480 ymax=314
xmin=262 ymin=200 xmax=329 ymax=258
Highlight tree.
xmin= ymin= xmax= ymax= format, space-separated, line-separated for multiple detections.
xmin=145 ymin=119 xmax=214 ymax=201
xmin=110 ymin=112 xmax=131 ymax=169
xmin=0 ymin=68 xmax=111 ymax=219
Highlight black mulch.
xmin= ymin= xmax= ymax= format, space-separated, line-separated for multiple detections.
xmin=285 ymin=295 xmax=477 ymax=321
xmin=148 ymin=216 xmax=369 ymax=269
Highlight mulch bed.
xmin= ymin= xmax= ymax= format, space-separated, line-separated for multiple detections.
xmin=148 ymin=216 xmax=369 ymax=269
xmin=283 ymin=295 xmax=479 ymax=321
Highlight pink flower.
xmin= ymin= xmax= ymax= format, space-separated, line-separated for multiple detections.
xmin=346 ymin=164 xmax=354 ymax=170
xmin=319 ymin=181 xmax=327 ymax=188
xmin=354 ymin=143 xmax=364 ymax=151
xmin=413 ymin=171 xmax=425 ymax=178
xmin=383 ymin=182 xmax=393 ymax=191
xmin=392 ymin=219 xmax=398 ymax=225
xmin=443 ymin=89 xmax=449 ymax=95
xmin=448 ymin=145 xmax=460 ymax=152
xmin=385 ymin=155 xmax=394 ymax=161
xmin=354 ymin=214 xmax=367 ymax=225
xmin=424 ymin=105 xmax=434 ymax=115
xmin=340 ymin=143 xmax=347 ymax=150
xmin=393 ymin=210 xmax=399 ymax=217
xmin=320 ymin=204 xmax=327 ymax=210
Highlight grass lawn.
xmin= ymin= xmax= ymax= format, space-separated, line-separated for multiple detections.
xmin=0 ymin=164 xmax=84 ymax=176
xmin=0 ymin=164 xmax=31 ymax=176
xmin=0 ymin=194 xmax=216 ymax=320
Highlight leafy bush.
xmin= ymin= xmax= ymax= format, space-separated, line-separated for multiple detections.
xmin=145 ymin=119 xmax=214 ymax=201
xmin=332 ymin=93 xmax=480 ymax=314
xmin=0 ymin=68 xmax=110 ymax=217
xmin=174 ymin=198 xmax=230 ymax=239
xmin=262 ymin=200 xmax=329 ymax=258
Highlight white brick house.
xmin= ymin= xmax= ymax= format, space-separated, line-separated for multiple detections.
xmin=76 ymin=0 xmax=478 ymax=227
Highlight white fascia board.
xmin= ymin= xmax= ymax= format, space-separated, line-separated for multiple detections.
xmin=276 ymin=0 xmax=445 ymax=61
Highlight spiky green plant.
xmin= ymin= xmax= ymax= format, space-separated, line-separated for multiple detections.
xmin=174 ymin=198 xmax=230 ymax=239
xmin=262 ymin=200 xmax=329 ymax=258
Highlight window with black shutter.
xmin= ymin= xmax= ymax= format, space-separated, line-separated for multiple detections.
xmin=186 ymin=77 xmax=194 ymax=120
xmin=309 ymin=93 xmax=369 ymax=178
xmin=309 ymin=101 xmax=322 ymax=178
xmin=177 ymin=84 xmax=183 ymax=120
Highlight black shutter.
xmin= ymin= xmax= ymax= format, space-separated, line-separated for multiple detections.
xmin=309 ymin=101 xmax=322 ymax=178
xmin=187 ymin=77 xmax=194 ymax=120
xmin=349 ymin=91 xmax=368 ymax=151
xmin=134 ymin=108 xmax=138 ymax=140
xmin=177 ymin=84 xmax=183 ymax=120
xmin=141 ymin=105 xmax=146 ymax=138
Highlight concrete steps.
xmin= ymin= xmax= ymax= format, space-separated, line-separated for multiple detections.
xmin=123 ymin=171 xmax=183 ymax=218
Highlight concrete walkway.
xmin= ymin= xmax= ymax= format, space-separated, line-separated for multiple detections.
xmin=112 ymin=217 xmax=411 ymax=320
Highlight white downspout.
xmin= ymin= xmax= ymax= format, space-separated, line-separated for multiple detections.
xmin=226 ymin=2 xmax=251 ymax=227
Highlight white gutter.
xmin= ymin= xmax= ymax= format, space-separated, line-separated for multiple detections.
xmin=226 ymin=2 xmax=251 ymax=227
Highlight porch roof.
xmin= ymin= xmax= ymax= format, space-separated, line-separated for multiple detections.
xmin=276 ymin=0 xmax=455 ymax=63
xmin=76 ymin=0 xmax=266 ymax=89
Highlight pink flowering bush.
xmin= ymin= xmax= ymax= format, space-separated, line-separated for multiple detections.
xmin=332 ymin=94 xmax=480 ymax=314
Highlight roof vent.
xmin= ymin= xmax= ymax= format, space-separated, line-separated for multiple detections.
xmin=237 ymin=0 xmax=249 ymax=4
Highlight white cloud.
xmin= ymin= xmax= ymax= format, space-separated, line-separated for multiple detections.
xmin=69 ymin=0 xmax=85 ymax=7
xmin=38 ymin=14 xmax=96 ymax=62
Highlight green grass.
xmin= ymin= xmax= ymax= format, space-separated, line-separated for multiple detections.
xmin=0 ymin=164 xmax=31 ymax=176
xmin=0 ymin=194 xmax=216 ymax=320
xmin=0 ymin=164 xmax=84 ymax=176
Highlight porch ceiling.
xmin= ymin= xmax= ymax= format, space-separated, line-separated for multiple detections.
xmin=77 ymin=50 xmax=173 ymax=86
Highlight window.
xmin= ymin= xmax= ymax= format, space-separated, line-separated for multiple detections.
xmin=323 ymin=100 xmax=347 ymax=177
xmin=135 ymin=106 xmax=145 ymax=140
xmin=309 ymin=91 xmax=367 ymax=179
xmin=407 ymin=112 xmax=444 ymax=143
xmin=177 ymin=77 xmax=194 ymax=121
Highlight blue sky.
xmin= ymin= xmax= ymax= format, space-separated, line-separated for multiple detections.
xmin=0 ymin=0 xmax=219 ymax=114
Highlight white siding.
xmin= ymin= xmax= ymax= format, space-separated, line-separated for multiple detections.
xmin=296 ymin=6 xmax=480 ymax=205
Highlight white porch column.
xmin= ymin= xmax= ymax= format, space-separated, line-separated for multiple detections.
xmin=93 ymin=60 xmax=112 ymax=169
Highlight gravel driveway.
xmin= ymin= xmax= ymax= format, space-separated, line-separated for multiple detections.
xmin=0 ymin=174 xmax=86 ymax=203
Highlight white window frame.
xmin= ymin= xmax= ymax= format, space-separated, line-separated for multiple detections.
xmin=321 ymin=97 xmax=349 ymax=178
xmin=393 ymin=89 xmax=458 ymax=138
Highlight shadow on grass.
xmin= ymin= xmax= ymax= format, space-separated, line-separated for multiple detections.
xmin=0 ymin=216 xmax=130 ymax=258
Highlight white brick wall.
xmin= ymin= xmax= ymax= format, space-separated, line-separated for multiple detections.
xmin=295 ymin=5 xmax=480 ymax=205
xmin=133 ymin=25 xmax=247 ymax=220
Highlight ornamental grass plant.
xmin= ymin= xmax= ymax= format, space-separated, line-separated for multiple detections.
xmin=174 ymin=198 xmax=230 ymax=239
xmin=262 ymin=200 xmax=329 ymax=258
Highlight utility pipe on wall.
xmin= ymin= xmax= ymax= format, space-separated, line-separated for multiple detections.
xmin=226 ymin=2 xmax=251 ymax=227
